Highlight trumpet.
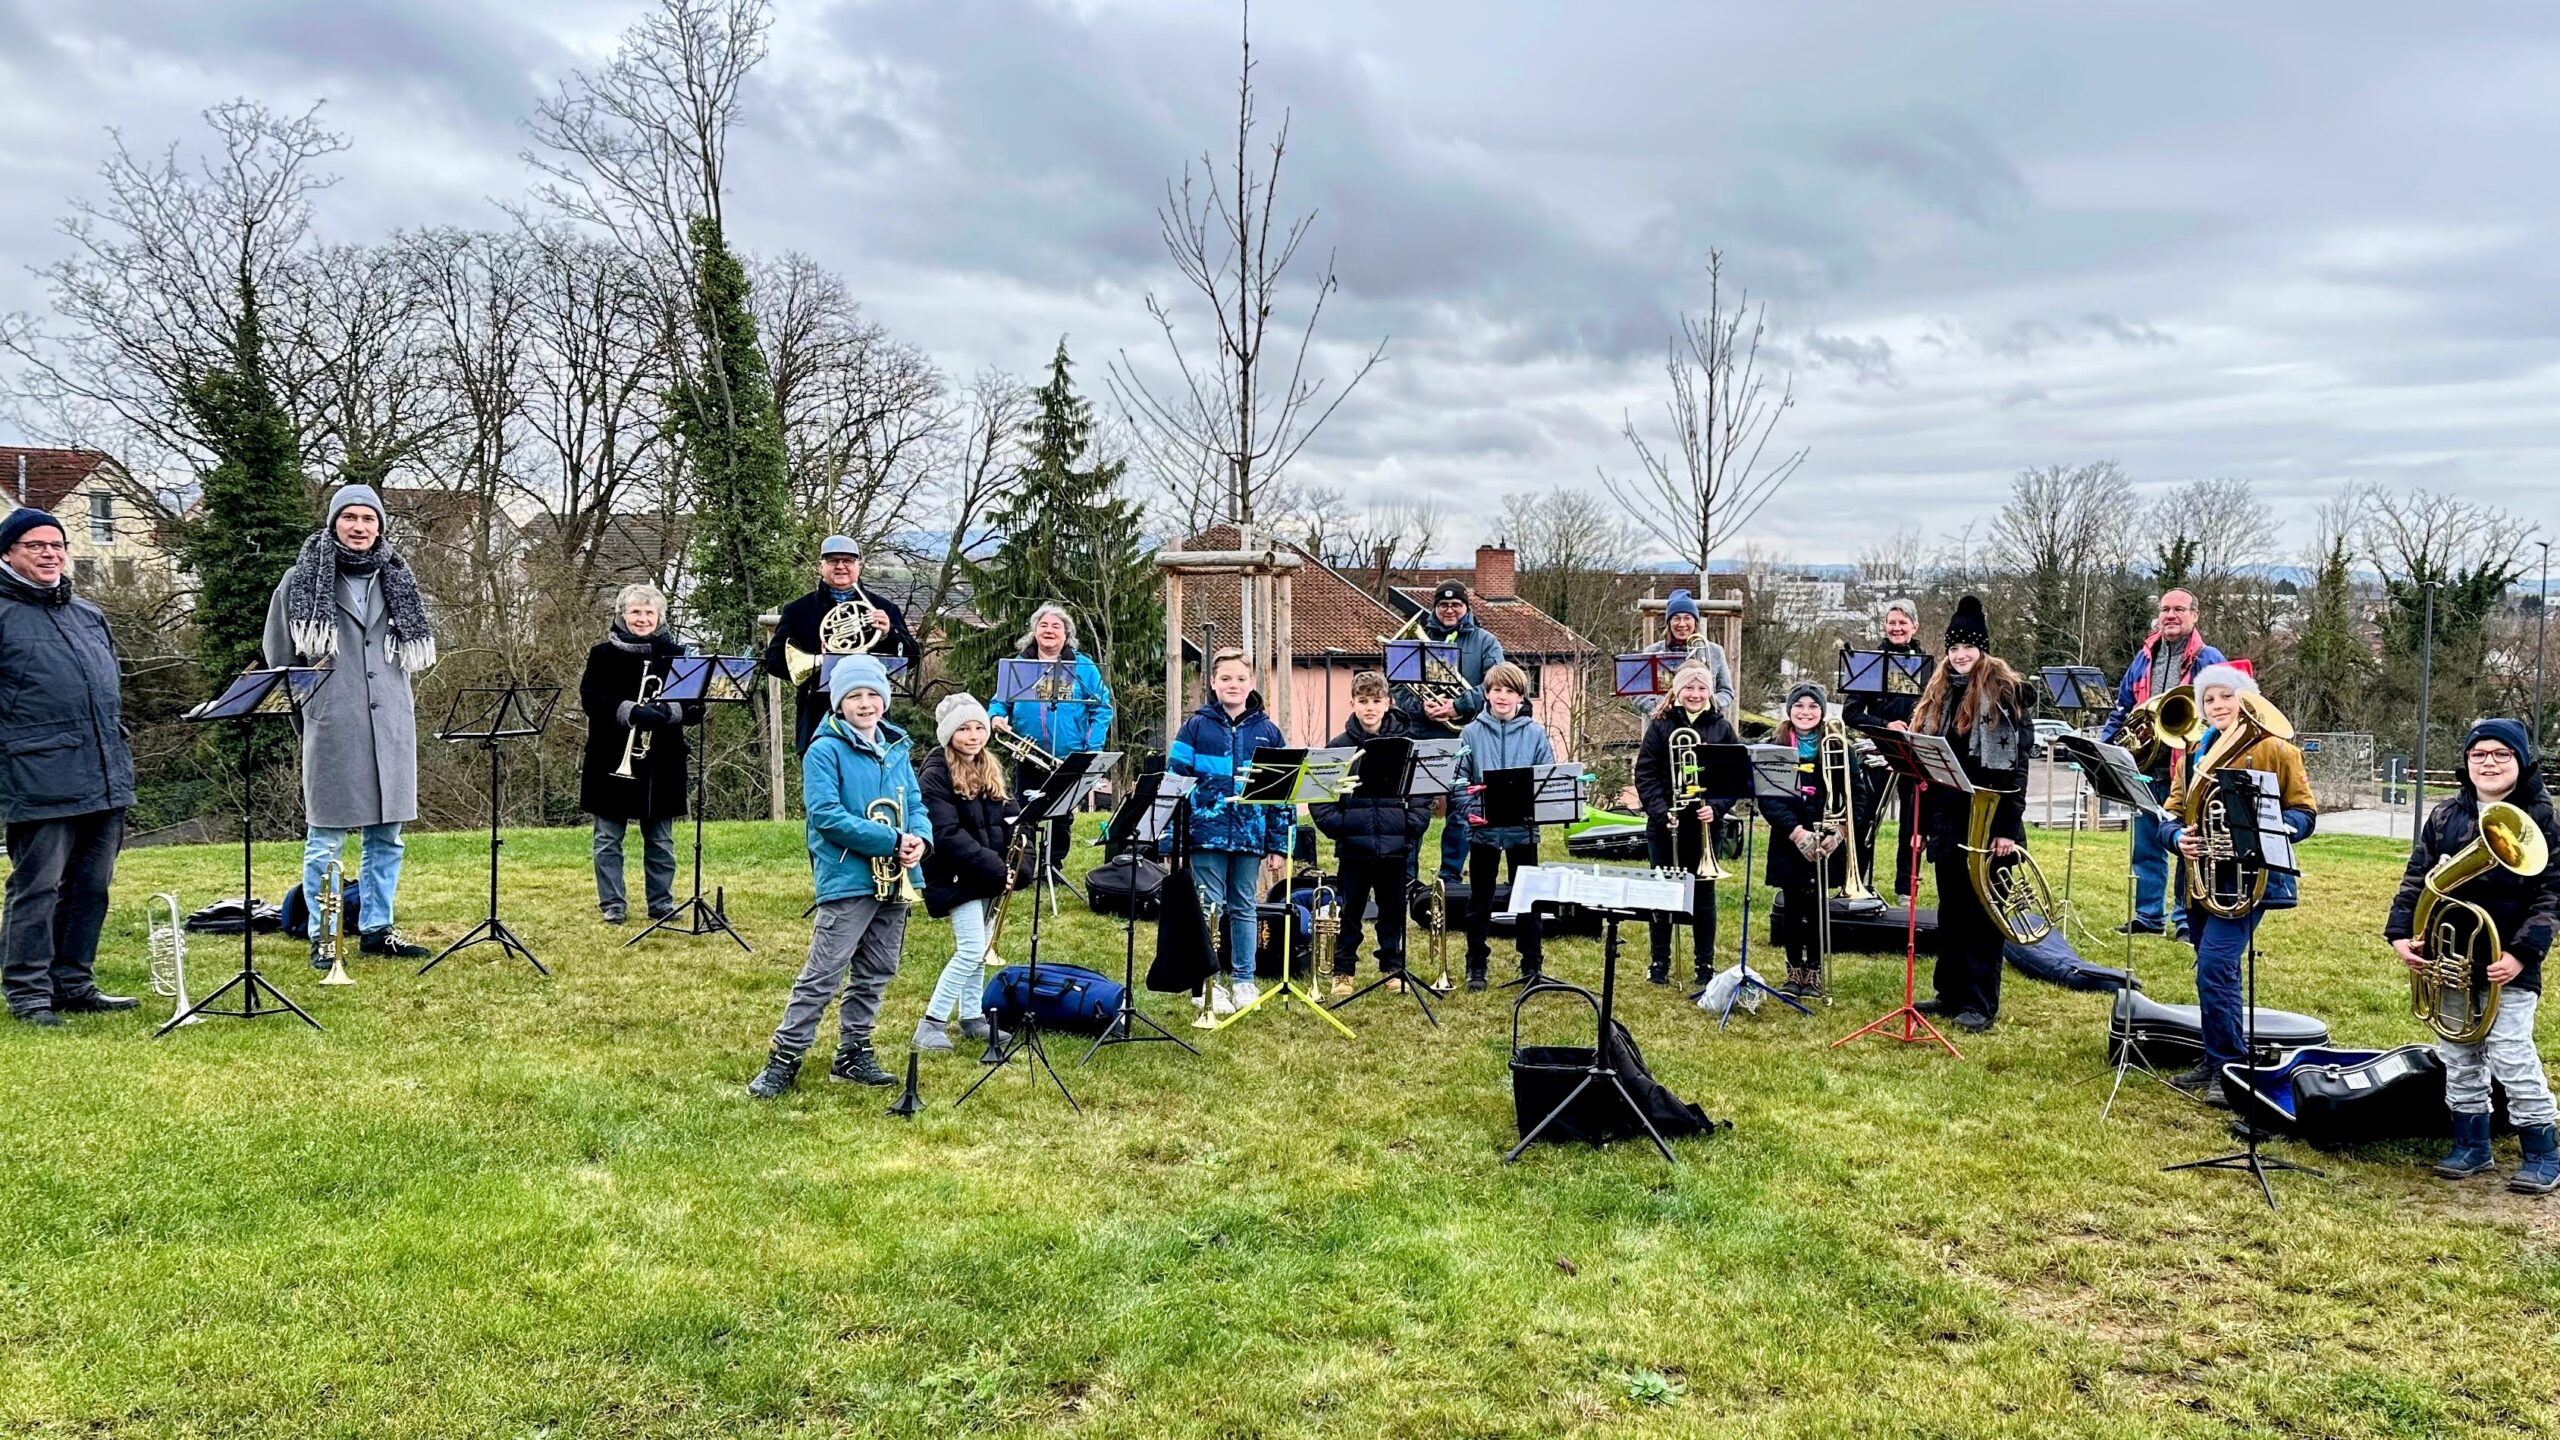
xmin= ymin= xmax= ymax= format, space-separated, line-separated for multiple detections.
xmin=1666 ymin=725 xmax=1731 ymax=882
xmin=146 ymin=892 xmax=202 ymax=1026
xmin=2180 ymin=692 xmax=2293 ymax=919
xmin=316 ymin=858 xmax=353 ymax=986
xmin=1196 ymin=897 xmax=1227 ymax=1027
xmin=1311 ymin=873 xmax=1342 ymax=983
xmin=990 ymin=724 xmax=1061 ymax=771
xmin=864 ymin=797 xmax=923 ymax=905
xmin=2120 ymin=683 xmax=2203 ymax=771
xmin=612 ymin=669 xmax=664 ymax=779
xmin=784 ymin=591 xmax=885 ymax=687
xmin=1424 ymin=877 xmax=1454 ymax=994
xmin=1961 ymin=788 xmax=2056 ymax=946
xmin=2409 ymin=799 xmax=2548 ymax=1045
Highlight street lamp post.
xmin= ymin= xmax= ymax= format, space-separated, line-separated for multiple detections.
xmin=2535 ymin=540 xmax=2550 ymax=750
xmin=2414 ymin=581 xmax=2439 ymax=844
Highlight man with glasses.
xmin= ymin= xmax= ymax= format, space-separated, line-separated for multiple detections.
xmin=0 ymin=507 xmax=137 ymax=1026
xmin=2099 ymin=589 xmax=2223 ymax=939
xmin=1397 ymin=581 xmax=1506 ymax=888
xmin=764 ymin=536 xmax=920 ymax=755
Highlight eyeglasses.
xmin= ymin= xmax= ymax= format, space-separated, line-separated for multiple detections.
xmin=2469 ymin=749 xmax=2517 ymax=765
xmin=11 ymin=540 xmax=68 ymax=555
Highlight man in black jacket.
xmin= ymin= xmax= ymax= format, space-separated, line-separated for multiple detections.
xmin=2386 ymin=717 xmax=2560 ymax=1193
xmin=1312 ymin=673 xmax=1433 ymax=995
xmin=0 ymin=508 xmax=138 ymax=1025
xmin=762 ymin=535 xmax=921 ymax=755
xmin=1842 ymin=598 xmax=1931 ymax=902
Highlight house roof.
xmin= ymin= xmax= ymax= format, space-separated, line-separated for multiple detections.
xmin=1385 ymin=585 xmax=1595 ymax=661
xmin=1174 ymin=524 xmax=1408 ymax=661
xmin=1 ymin=447 xmax=118 ymax=513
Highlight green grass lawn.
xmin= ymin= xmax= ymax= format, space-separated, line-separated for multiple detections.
xmin=4 ymin=819 xmax=2557 ymax=1438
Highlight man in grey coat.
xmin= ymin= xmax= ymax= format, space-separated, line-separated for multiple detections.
xmin=0 ymin=507 xmax=139 ymax=1025
xmin=263 ymin=484 xmax=437 ymax=961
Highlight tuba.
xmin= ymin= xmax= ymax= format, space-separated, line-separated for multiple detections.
xmin=2120 ymin=684 xmax=2204 ymax=771
xmin=612 ymin=669 xmax=664 ymax=779
xmin=1962 ymin=787 xmax=2056 ymax=946
xmin=1819 ymin=718 xmax=1883 ymax=910
xmin=1666 ymin=723 xmax=1731 ymax=882
xmin=2409 ymin=800 xmax=2548 ymax=1044
xmin=146 ymin=892 xmax=202 ymax=1026
xmin=316 ymin=859 xmax=353 ymax=986
xmin=784 ymin=589 xmax=884 ymax=687
xmin=2180 ymin=693 xmax=2294 ymax=919
xmin=864 ymin=798 xmax=923 ymax=905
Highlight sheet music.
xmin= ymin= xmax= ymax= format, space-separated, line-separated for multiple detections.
xmin=1504 ymin=864 xmax=1694 ymax=916
xmin=2233 ymin=768 xmax=2299 ymax=876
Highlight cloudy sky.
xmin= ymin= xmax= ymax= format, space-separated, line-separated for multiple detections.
xmin=3 ymin=0 xmax=2555 ymax=563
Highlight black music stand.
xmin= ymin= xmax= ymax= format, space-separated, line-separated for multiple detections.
xmin=1503 ymin=868 xmax=1699 ymax=1165
xmin=1217 ymin=747 xmax=1361 ymax=1035
xmin=629 ymin=655 xmax=759 ymax=951
xmin=2039 ymin=666 xmax=2112 ymax=923
xmin=1384 ymin=637 xmax=1464 ymax=710
xmin=1834 ymin=727 xmax=1969 ymax=1058
xmin=1326 ymin=735 xmax=1440 ymax=1025
xmin=1695 ymin=744 xmax=1814 ymax=1023
xmin=160 ymin=666 xmax=330 ymax=1037
xmin=960 ymin=749 xmax=1118 ymax=1112
xmin=2053 ymin=734 xmax=2192 ymax=1118
xmin=2164 ymin=768 xmax=2323 ymax=1210
xmin=1477 ymin=763 xmax=1585 ymax=991
xmin=424 ymin=683 xmax=559 ymax=977
xmin=1081 ymin=769 xmax=1201 ymax=1063
xmin=1841 ymin=648 xmax=1929 ymax=700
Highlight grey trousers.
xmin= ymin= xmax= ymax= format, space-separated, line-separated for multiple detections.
xmin=592 ymin=814 xmax=677 ymax=918
xmin=771 ymin=896 xmax=910 ymax=1056
xmin=3 ymin=808 xmax=125 ymax=1016
xmin=2442 ymin=988 xmax=2558 ymax=1129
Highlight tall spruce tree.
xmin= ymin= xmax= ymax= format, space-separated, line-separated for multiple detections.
xmin=2284 ymin=534 xmax=2372 ymax=733
xmin=178 ymin=280 xmax=311 ymax=685
xmin=957 ymin=339 xmax=1162 ymax=740
xmin=674 ymin=215 xmax=800 ymax=656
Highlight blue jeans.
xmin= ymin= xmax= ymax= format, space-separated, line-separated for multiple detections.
xmin=1191 ymin=849 xmax=1264 ymax=981
xmin=2129 ymin=774 xmax=2185 ymax=932
xmin=304 ymin=823 xmax=405 ymax=934
xmin=2193 ymin=908 xmax=2261 ymax=1074
xmin=927 ymin=898 xmax=991 ymax=1022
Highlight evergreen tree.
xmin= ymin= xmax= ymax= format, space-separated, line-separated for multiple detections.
xmin=2283 ymin=534 xmax=2373 ymax=733
xmin=177 ymin=280 xmax=311 ymax=685
xmin=674 ymin=215 xmax=800 ymax=656
xmin=955 ymin=339 xmax=1162 ymax=742
xmin=2153 ymin=534 xmax=2199 ymax=595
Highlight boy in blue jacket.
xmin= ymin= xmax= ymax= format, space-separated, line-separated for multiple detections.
xmin=749 ymin=655 xmax=934 ymax=1098
xmin=1459 ymin=662 xmax=1557 ymax=989
xmin=1170 ymin=648 xmax=1293 ymax=1015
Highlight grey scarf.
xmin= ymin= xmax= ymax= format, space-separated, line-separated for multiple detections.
xmin=284 ymin=530 xmax=436 ymax=672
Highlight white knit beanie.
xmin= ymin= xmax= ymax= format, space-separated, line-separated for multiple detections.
xmin=2191 ymin=662 xmax=2258 ymax=698
xmin=937 ymin=691 xmax=990 ymax=748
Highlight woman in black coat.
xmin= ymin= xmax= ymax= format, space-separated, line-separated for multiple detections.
xmin=578 ymin=584 xmax=700 ymax=924
xmin=914 ymin=693 xmax=1021 ymax=1054
xmin=1761 ymin=683 xmax=1869 ymax=996
xmin=1910 ymin=596 xmax=2031 ymax=1033
xmin=1633 ymin=662 xmax=1741 ymax=987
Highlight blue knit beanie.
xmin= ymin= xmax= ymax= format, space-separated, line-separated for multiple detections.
xmin=2465 ymin=717 xmax=2534 ymax=769
xmin=1666 ymin=589 xmax=1701 ymax=620
xmin=828 ymin=653 xmax=891 ymax=713
xmin=0 ymin=507 xmax=64 ymax=554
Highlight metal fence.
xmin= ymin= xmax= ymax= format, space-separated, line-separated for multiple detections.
xmin=2295 ymin=731 xmax=2377 ymax=812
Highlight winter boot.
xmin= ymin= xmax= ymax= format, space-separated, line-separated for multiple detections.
xmin=1647 ymin=951 xmax=1672 ymax=986
xmin=2508 ymin=1124 xmax=2558 ymax=1195
xmin=2435 ymin=1110 xmax=2496 ymax=1179
xmin=829 ymin=1038 xmax=896 ymax=1086
xmin=746 ymin=1044 xmax=803 ymax=1099
xmin=912 ymin=1016 xmax=955 ymax=1053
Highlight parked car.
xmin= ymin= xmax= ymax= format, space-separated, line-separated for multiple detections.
xmin=2033 ymin=718 xmax=2076 ymax=751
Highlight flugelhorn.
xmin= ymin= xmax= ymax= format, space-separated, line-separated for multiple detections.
xmin=2181 ymin=692 xmax=2294 ymax=919
xmin=2409 ymin=799 xmax=2547 ymax=1045
xmin=146 ymin=892 xmax=202 ymax=1026
xmin=612 ymin=669 xmax=664 ymax=779
xmin=1961 ymin=787 xmax=2055 ymax=946
xmin=316 ymin=858 xmax=353 ymax=986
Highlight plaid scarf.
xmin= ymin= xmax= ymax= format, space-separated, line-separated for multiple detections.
xmin=282 ymin=530 xmax=436 ymax=672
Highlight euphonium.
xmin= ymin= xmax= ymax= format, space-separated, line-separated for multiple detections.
xmin=612 ymin=669 xmax=664 ymax=778
xmin=2409 ymin=799 xmax=2547 ymax=1045
xmin=865 ymin=798 xmax=923 ymax=904
xmin=1962 ymin=787 xmax=2056 ymax=946
xmin=1819 ymin=718 xmax=1882 ymax=910
xmin=316 ymin=859 xmax=353 ymax=986
xmin=2120 ymin=683 xmax=2204 ymax=771
xmin=1667 ymin=724 xmax=1731 ymax=882
xmin=146 ymin=892 xmax=202 ymax=1026
xmin=2180 ymin=692 xmax=2295 ymax=919
xmin=1425 ymin=876 xmax=1454 ymax=994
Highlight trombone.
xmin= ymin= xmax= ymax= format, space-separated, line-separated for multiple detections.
xmin=146 ymin=892 xmax=202 ymax=1026
xmin=1666 ymin=725 xmax=1731 ymax=882
xmin=1818 ymin=718 xmax=1884 ymax=911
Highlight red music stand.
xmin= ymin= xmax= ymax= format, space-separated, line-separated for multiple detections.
xmin=1832 ymin=726 xmax=1970 ymax=1058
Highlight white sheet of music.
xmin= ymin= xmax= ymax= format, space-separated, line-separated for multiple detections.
xmin=1504 ymin=865 xmax=1692 ymax=915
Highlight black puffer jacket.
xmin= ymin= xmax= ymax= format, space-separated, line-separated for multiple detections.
xmin=919 ymin=748 xmax=1021 ymax=919
xmin=0 ymin=564 xmax=135 ymax=823
xmin=1760 ymin=727 xmax=1872 ymax=890
xmin=1633 ymin=702 xmax=1741 ymax=818
xmin=1309 ymin=710 xmax=1432 ymax=862
xmin=2386 ymin=766 xmax=2560 ymax=994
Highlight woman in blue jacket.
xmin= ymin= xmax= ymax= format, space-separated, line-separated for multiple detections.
xmin=1169 ymin=647 xmax=1293 ymax=1015
xmin=749 ymin=655 xmax=934 ymax=1099
xmin=991 ymin=603 xmax=1116 ymax=873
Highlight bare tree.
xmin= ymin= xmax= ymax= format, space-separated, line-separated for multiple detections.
xmin=753 ymin=252 xmax=948 ymax=543
xmin=1106 ymin=0 xmax=1384 ymax=533
xmin=1986 ymin=461 xmax=2136 ymax=669
xmin=1505 ymin=489 xmax=1644 ymax=635
xmin=907 ymin=369 xmax=1031 ymax=701
xmin=1602 ymin=249 xmax=1808 ymax=596
xmin=1855 ymin=525 xmax=1926 ymax=608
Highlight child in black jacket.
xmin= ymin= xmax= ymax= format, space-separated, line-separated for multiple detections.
xmin=1761 ymin=682 xmax=1869 ymax=997
xmin=1632 ymin=663 xmax=1741 ymax=986
xmin=1311 ymin=672 xmax=1433 ymax=995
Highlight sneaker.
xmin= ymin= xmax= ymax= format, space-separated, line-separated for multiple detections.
xmin=828 ymin=1040 xmax=895 ymax=1086
xmin=600 ymin=908 xmax=626 ymax=926
xmin=310 ymin=940 xmax=333 ymax=972
xmin=2197 ymin=1077 xmax=2230 ymax=1108
xmin=2113 ymin=920 xmax=2166 ymax=937
xmin=1647 ymin=959 xmax=1672 ymax=986
xmin=360 ymin=928 xmax=430 ymax=959
xmin=1209 ymin=983 xmax=1237 ymax=1016
xmin=1230 ymin=980 xmax=1260 ymax=1009
xmin=912 ymin=1017 xmax=955 ymax=1053
xmin=1330 ymin=975 xmax=1354 ymax=998
xmin=1465 ymin=970 xmax=1488 ymax=992
xmin=1953 ymin=1011 xmax=1993 ymax=1034
xmin=2166 ymin=1064 xmax=2215 ymax=1094
xmin=746 ymin=1047 xmax=802 ymax=1099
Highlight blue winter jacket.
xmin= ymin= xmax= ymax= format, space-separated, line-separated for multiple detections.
xmin=988 ymin=646 xmax=1114 ymax=756
xmin=803 ymin=714 xmax=934 ymax=903
xmin=1169 ymin=695 xmax=1294 ymax=856
xmin=1395 ymin=612 xmax=1505 ymax=739
xmin=1458 ymin=707 xmax=1558 ymax=850
xmin=2098 ymin=635 xmax=2228 ymax=746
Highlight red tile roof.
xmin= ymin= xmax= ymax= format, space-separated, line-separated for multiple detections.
xmin=1172 ymin=525 xmax=1407 ymax=661
xmin=0 ymin=447 xmax=117 ymax=513
xmin=1385 ymin=586 xmax=1594 ymax=661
